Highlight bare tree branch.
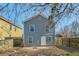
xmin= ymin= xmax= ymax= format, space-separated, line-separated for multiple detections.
xmin=55 ymin=3 xmax=69 ymax=17
xmin=0 ymin=3 xmax=9 ymax=11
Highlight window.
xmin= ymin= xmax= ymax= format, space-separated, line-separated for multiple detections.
xmin=46 ymin=36 xmax=52 ymax=42
xmin=46 ymin=25 xmax=50 ymax=32
xmin=29 ymin=36 xmax=33 ymax=44
xmin=15 ymin=27 xmax=16 ymax=31
xmin=12 ymin=26 xmax=15 ymax=31
xmin=10 ymin=25 xmax=16 ymax=31
xmin=29 ymin=24 xmax=35 ymax=32
xmin=10 ymin=25 xmax=12 ymax=30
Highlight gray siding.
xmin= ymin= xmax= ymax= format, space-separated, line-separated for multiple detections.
xmin=24 ymin=15 xmax=54 ymax=47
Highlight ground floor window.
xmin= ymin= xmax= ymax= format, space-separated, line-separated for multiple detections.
xmin=46 ymin=36 xmax=52 ymax=42
xmin=29 ymin=36 xmax=33 ymax=44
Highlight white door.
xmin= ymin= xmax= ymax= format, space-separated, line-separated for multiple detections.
xmin=41 ymin=36 xmax=46 ymax=45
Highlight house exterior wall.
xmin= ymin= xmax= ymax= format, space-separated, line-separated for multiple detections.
xmin=0 ymin=17 xmax=22 ymax=40
xmin=0 ymin=18 xmax=10 ymax=40
xmin=0 ymin=17 xmax=23 ymax=48
xmin=24 ymin=15 xmax=55 ymax=47
xmin=11 ymin=27 xmax=22 ymax=37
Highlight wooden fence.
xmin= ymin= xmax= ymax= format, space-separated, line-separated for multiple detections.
xmin=56 ymin=37 xmax=79 ymax=48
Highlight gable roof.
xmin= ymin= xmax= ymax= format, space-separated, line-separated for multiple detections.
xmin=0 ymin=16 xmax=22 ymax=29
xmin=24 ymin=13 xmax=49 ymax=23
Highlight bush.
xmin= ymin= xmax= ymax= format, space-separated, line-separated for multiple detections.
xmin=56 ymin=37 xmax=63 ymax=46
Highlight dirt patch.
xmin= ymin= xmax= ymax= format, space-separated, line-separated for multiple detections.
xmin=0 ymin=46 xmax=68 ymax=56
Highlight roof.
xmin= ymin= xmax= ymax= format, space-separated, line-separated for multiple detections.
xmin=24 ymin=13 xmax=49 ymax=23
xmin=0 ymin=16 xmax=22 ymax=29
xmin=5 ymin=37 xmax=22 ymax=39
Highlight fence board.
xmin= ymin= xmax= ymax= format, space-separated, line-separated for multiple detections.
xmin=56 ymin=37 xmax=79 ymax=48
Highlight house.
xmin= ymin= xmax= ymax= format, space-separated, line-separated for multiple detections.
xmin=23 ymin=14 xmax=55 ymax=47
xmin=0 ymin=16 xmax=23 ymax=48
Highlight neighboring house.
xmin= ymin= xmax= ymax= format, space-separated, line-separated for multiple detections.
xmin=23 ymin=14 xmax=55 ymax=47
xmin=0 ymin=16 xmax=23 ymax=48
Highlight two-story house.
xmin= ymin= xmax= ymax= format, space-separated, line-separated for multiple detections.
xmin=0 ymin=16 xmax=23 ymax=47
xmin=23 ymin=14 xmax=55 ymax=47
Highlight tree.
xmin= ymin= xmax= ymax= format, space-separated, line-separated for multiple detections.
xmin=71 ymin=20 xmax=79 ymax=37
xmin=0 ymin=3 xmax=9 ymax=11
xmin=1 ymin=3 xmax=79 ymax=35
xmin=0 ymin=3 xmax=79 ymax=26
xmin=58 ymin=25 xmax=70 ymax=37
xmin=58 ymin=19 xmax=79 ymax=37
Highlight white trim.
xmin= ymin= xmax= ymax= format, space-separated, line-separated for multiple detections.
xmin=23 ymin=13 xmax=48 ymax=23
xmin=46 ymin=36 xmax=52 ymax=41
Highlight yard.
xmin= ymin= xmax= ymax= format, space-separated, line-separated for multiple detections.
xmin=0 ymin=46 xmax=79 ymax=56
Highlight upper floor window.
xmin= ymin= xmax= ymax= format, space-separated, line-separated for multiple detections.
xmin=10 ymin=25 xmax=16 ymax=31
xmin=12 ymin=26 xmax=15 ymax=31
xmin=46 ymin=25 xmax=50 ymax=33
xmin=29 ymin=24 xmax=35 ymax=32
xmin=10 ymin=25 xmax=12 ymax=30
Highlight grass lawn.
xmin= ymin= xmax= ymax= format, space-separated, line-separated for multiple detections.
xmin=64 ymin=52 xmax=79 ymax=56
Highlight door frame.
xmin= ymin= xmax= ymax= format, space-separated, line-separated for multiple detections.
xmin=41 ymin=36 xmax=46 ymax=45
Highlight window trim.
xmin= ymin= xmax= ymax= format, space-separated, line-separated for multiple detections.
xmin=45 ymin=25 xmax=51 ymax=33
xmin=29 ymin=24 xmax=35 ymax=32
xmin=10 ymin=25 xmax=12 ymax=30
xmin=46 ymin=36 xmax=52 ymax=42
xmin=28 ymin=36 xmax=33 ymax=44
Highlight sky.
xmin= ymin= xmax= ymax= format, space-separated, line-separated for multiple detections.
xmin=0 ymin=3 xmax=51 ymax=28
xmin=55 ymin=14 xmax=79 ymax=33
xmin=0 ymin=3 xmax=78 ymax=33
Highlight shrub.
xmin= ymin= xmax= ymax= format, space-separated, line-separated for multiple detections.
xmin=56 ymin=37 xmax=63 ymax=46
